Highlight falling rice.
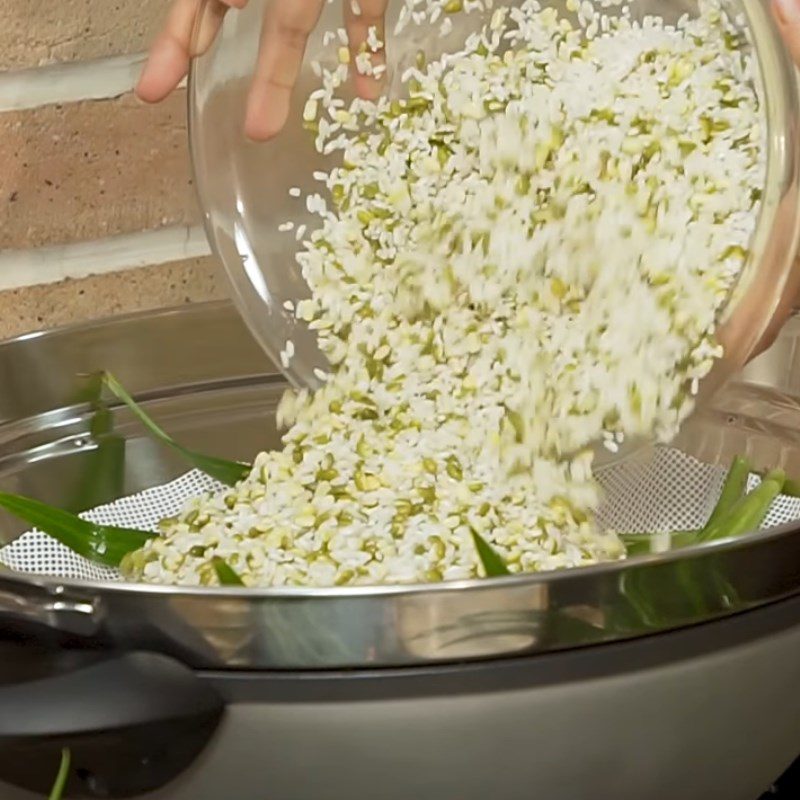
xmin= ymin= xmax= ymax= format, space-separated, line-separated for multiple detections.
xmin=122 ymin=0 xmax=766 ymax=587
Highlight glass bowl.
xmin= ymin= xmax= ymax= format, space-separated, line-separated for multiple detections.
xmin=188 ymin=0 xmax=800 ymax=401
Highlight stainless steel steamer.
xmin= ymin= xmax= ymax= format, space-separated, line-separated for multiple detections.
xmin=0 ymin=302 xmax=797 ymax=799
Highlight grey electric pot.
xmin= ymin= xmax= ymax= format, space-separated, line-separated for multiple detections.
xmin=0 ymin=303 xmax=797 ymax=799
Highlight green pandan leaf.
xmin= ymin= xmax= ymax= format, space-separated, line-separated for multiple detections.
xmin=619 ymin=529 xmax=701 ymax=556
xmin=702 ymin=455 xmax=750 ymax=533
xmin=698 ymin=468 xmax=785 ymax=543
xmin=101 ymin=372 xmax=251 ymax=486
xmin=211 ymin=557 xmax=245 ymax=586
xmin=0 ymin=492 xmax=153 ymax=568
xmin=49 ymin=748 xmax=71 ymax=800
xmin=470 ymin=528 xmax=510 ymax=576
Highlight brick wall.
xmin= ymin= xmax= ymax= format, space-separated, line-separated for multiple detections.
xmin=0 ymin=0 xmax=227 ymax=340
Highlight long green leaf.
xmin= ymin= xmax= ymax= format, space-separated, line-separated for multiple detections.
xmin=698 ymin=469 xmax=785 ymax=543
xmin=620 ymin=476 xmax=782 ymax=557
xmin=470 ymin=528 xmax=510 ymax=577
xmin=702 ymin=455 xmax=751 ymax=533
xmin=0 ymin=492 xmax=154 ymax=568
xmin=101 ymin=372 xmax=250 ymax=487
xmin=768 ymin=473 xmax=800 ymax=498
xmin=49 ymin=748 xmax=70 ymax=800
xmin=211 ymin=557 xmax=245 ymax=586
xmin=70 ymin=407 xmax=127 ymax=513
xmin=620 ymin=529 xmax=701 ymax=556
xmin=68 ymin=374 xmax=127 ymax=513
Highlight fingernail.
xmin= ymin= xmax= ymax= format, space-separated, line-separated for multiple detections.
xmin=775 ymin=0 xmax=800 ymax=24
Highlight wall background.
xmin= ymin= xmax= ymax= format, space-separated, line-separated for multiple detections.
xmin=0 ymin=0 xmax=226 ymax=340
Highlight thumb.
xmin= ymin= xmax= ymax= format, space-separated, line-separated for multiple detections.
xmin=773 ymin=0 xmax=800 ymax=65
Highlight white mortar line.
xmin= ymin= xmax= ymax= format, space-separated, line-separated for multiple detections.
xmin=0 ymin=54 xmax=188 ymax=112
xmin=0 ymin=226 xmax=211 ymax=291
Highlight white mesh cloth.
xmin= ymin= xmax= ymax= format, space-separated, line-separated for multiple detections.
xmin=595 ymin=447 xmax=800 ymax=531
xmin=1 ymin=446 xmax=799 ymax=582
xmin=0 ymin=471 xmax=223 ymax=581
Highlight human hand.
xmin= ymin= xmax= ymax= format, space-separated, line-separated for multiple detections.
xmin=136 ymin=0 xmax=388 ymax=141
xmin=773 ymin=0 xmax=800 ymax=63
xmin=744 ymin=0 xmax=800 ymax=358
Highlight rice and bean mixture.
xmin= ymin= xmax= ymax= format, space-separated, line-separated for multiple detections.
xmin=122 ymin=0 xmax=765 ymax=587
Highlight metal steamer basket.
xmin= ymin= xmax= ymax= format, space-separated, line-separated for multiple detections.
xmin=0 ymin=303 xmax=798 ymax=800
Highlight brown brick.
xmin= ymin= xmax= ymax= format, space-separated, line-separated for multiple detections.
xmin=0 ymin=257 xmax=227 ymax=340
xmin=0 ymin=91 xmax=198 ymax=249
xmin=0 ymin=0 xmax=166 ymax=70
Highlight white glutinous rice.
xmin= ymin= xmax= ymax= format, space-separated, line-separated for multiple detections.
xmin=123 ymin=0 xmax=766 ymax=588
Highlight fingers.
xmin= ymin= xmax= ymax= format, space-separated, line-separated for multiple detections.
xmin=749 ymin=263 xmax=800 ymax=359
xmin=773 ymin=0 xmax=800 ymax=66
xmin=244 ymin=0 xmax=389 ymax=141
xmin=745 ymin=3 xmax=800 ymax=360
xmin=136 ymin=0 xmax=245 ymax=104
xmin=344 ymin=0 xmax=390 ymax=101
xmin=136 ymin=0 xmax=198 ymax=103
xmin=142 ymin=0 xmax=389 ymax=140
xmin=245 ymin=0 xmax=325 ymax=141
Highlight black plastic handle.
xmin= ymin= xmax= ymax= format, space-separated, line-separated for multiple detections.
xmin=0 ymin=649 xmax=224 ymax=798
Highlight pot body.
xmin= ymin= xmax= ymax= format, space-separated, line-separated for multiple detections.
xmin=4 ymin=595 xmax=798 ymax=800
xmin=0 ymin=304 xmax=799 ymax=799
